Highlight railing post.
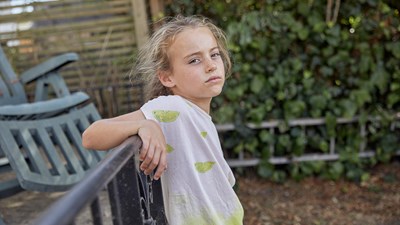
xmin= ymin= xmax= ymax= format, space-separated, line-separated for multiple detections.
xmin=108 ymin=156 xmax=144 ymax=225
xmin=149 ymin=177 xmax=167 ymax=223
xmin=90 ymin=197 xmax=104 ymax=225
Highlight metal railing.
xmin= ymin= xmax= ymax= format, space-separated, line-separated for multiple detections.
xmin=218 ymin=113 xmax=400 ymax=167
xmin=32 ymin=136 xmax=167 ymax=225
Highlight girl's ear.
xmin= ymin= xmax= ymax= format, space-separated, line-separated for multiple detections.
xmin=158 ymin=70 xmax=175 ymax=88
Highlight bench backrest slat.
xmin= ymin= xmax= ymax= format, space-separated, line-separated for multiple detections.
xmin=0 ymin=45 xmax=27 ymax=105
xmin=0 ymin=103 xmax=106 ymax=192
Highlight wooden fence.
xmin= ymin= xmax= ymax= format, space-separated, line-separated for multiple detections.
xmin=0 ymin=0 xmax=149 ymax=117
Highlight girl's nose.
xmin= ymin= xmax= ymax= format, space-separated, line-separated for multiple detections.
xmin=206 ymin=61 xmax=217 ymax=73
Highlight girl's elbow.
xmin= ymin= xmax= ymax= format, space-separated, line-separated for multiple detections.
xmin=82 ymin=121 xmax=110 ymax=150
xmin=82 ymin=122 xmax=101 ymax=150
xmin=82 ymin=129 xmax=94 ymax=149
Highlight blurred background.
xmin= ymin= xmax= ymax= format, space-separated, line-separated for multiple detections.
xmin=0 ymin=0 xmax=399 ymax=224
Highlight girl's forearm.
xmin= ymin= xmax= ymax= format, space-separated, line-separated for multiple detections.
xmin=82 ymin=119 xmax=145 ymax=150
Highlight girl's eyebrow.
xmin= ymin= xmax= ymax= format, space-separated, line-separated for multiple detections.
xmin=183 ymin=46 xmax=219 ymax=60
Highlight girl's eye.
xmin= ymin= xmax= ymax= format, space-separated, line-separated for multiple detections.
xmin=189 ymin=58 xmax=200 ymax=64
xmin=211 ymin=52 xmax=221 ymax=58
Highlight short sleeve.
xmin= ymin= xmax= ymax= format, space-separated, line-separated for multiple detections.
xmin=140 ymin=95 xmax=186 ymax=122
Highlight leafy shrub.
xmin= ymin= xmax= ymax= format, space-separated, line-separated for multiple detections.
xmin=164 ymin=0 xmax=400 ymax=181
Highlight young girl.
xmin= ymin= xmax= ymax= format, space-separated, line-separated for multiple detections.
xmin=82 ymin=15 xmax=244 ymax=225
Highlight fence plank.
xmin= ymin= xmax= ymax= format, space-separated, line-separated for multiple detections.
xmin=130 ymin=0 xmax=149 ymax=48
xmin=0 ymin=0 xmax=147 ymax=115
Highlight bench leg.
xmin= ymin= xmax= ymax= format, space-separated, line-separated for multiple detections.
xmin=0 ymin=179 xmax=23 ymax=199
xmin=0 ymin=214 xmax=6 ymax=225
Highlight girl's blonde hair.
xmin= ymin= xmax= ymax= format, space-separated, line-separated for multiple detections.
xmin=131 ymin=15 xmax=231 ymax=101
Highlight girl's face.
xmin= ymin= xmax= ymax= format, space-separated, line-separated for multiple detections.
xmin=159 ymin=27 xmax=225 ymax=112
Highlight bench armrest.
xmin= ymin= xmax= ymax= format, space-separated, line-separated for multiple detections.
xmin=19 ymin=53 xmax=79 ymax=84
xmin=0 ymin=92 xmax=89 ymax=120
xmin=19 ymin=53 xmax=79 ymax=100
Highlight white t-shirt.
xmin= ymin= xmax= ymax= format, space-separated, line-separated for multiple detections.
xmin=141 ymin=95 xmax=244 ymax=225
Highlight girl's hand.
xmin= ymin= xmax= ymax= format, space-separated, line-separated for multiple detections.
xmin=138 ymin=120 xmax=167 ymax=180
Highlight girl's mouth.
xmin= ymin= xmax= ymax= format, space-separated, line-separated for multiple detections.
xmin=206 ymin=76 xmax=221 ymax=83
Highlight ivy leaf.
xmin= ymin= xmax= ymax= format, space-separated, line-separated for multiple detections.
xmin=257 ymin=161 xmax=274 ymax=179
xmin=350 ymin=89 xmax=372 ymax=107
xmin=297 ymin=2 xmax=310 ymax=16
xmin=248 ymin=106 xmax=266 ymax=123
xmin=319 ymin=140 xmax=329 ymax=152
xmin=298 ymin=27 xmax=309 ymax=40
xmin=278 ymin=134 xmax=291 ymax=149
xmin=259 ymin=130 xmax=274 ymax=144
xmin=385 ymin=41 xmax=400 ymax=59
xmin=213 ymin=105 xmax=234 ymax=123
xmin=284 ymin=100 xmax=306 ymax=119
xmin=339 ymin=99 xmax=357 ymax=118
xmin=293 ymin=136 xmax=306 ymax=156
xmin=329 ymin=162 xmax=344 ymax=180
xmin=310 ymin=95 xmax=327 ymax=110
xmin=370 ymin=64 xmax=389 ymax=94
xmin=387 ymin=93 xmax=400 ymax=109
xmin=250 ymin=75 xmax=266 ymax=94
xmin=320 ymin=66 xmax=334 ymax=77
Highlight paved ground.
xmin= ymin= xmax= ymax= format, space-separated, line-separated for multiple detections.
xmin=1 ymin=161 xmax=399 ymax=225
xmin=0 ymin=186 xmax=112 ymax=225
xmin=0 ymin=169 xmax=112 ymax=225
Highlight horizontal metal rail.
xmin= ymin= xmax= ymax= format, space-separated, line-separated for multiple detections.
xmin=76 ymin=85 xmax=400 ymax=168
xmin=218 ymin=113 xmax=400 ymax=167
xmin=31 ymin=136 xmax=166 ymax=225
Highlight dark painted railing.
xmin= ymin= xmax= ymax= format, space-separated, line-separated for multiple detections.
xmin=31 ymin=136 xmax=167 ymax=225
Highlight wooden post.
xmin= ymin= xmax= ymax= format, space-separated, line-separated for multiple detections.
xmin=131 ymin=0 xmax=149 ymax=48
xmin=149 ymin=0 xmax=166 ymax=30
xmin=150 ymin=0 xmax=164 ymax=20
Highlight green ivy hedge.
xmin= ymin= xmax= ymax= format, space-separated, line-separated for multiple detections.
xmin=164 ymin=0 xmax=400 ymax=181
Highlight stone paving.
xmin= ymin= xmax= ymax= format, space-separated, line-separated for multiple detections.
xmin=0 ymin=170 xmax=112 ymax=225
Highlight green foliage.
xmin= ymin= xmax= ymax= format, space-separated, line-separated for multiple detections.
xmin=165 ymin=0 xmax=400 ymax=182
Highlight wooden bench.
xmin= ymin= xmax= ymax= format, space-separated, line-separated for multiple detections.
xmin=0 ymin=103 xmax=166 ymax=224
xmin=0 ymin=45 xmax=92 ymax=199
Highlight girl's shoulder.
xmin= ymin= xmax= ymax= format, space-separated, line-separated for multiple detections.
xmin=143 ymin=95 xmax=187 ymax=110
xmin=141 ymin=95 xmax=210 ymax=122
xmin=141 ymin=95 xmax=191 ymax=119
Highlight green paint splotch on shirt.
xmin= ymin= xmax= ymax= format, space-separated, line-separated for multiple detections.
xmin=225 ymin=206 xmax=244 ymax=225
xmin=195 ymin=161 xmax=215 ymax=173
xmin=200 ymin=131 xmax=208 ymax=138
xmin=152 ymin=110 xmax=180 ymax=122
xmin=166 ymin=144 xmax=174 ymax=153
xmin=183 ymin=205 xmax=244 ymax=225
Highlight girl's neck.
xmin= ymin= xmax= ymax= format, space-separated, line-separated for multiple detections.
xmin=179 ymin=96 xmax=212 ymax=114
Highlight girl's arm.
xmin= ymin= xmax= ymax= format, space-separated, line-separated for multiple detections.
xmin=82 ymin=110 xmax=167 ymax=180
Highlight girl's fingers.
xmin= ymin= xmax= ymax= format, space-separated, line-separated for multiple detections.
xmin=141 ymin=142 xmax=167 ymax=178
xmin=140 ymin=143 xmax=155 ymax=173
xmin=139 ymin=138 xmax=149 ymax=161
xmin=154 ymin=151 xmax=167 ymax=180
xmin=144 ymin=147 xmax=161 ymax=175
xmin=137 ymin=120 xmax=167 ymax=177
